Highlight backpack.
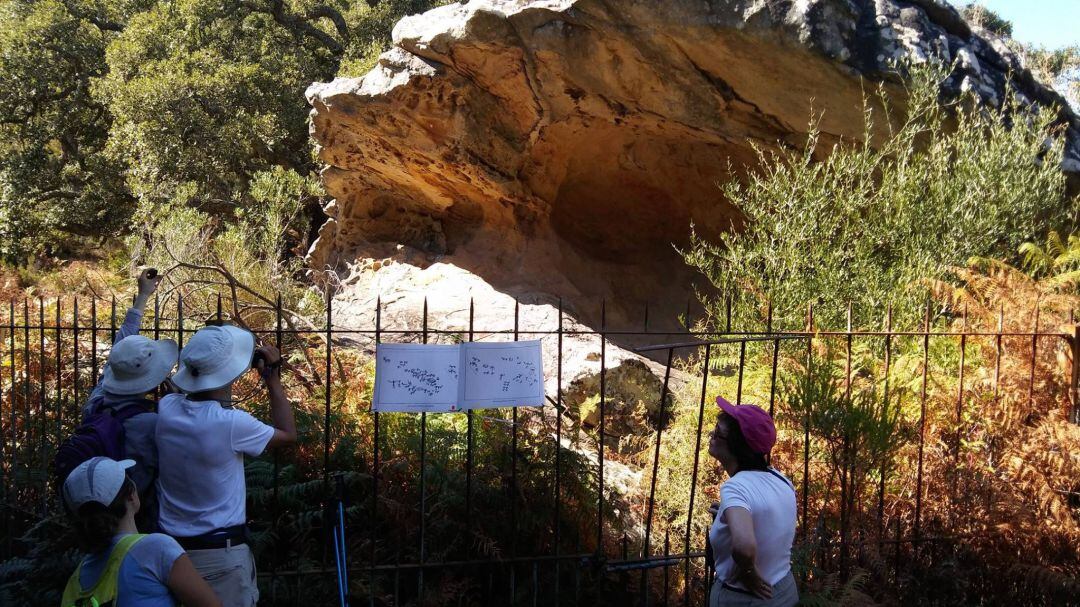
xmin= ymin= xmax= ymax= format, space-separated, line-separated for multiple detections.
xmin=60 ymin=534 xmax=146 ymax=607
xmin=53 ymin=405 xmax=147 ymax=488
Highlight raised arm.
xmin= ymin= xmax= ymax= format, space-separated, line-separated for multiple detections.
xmin=723 ymin=506 xmax=773 ymax=600
xmin=255 ymin=345 xmax=297 ymax=449
xmin=115 ymin=268 xmax=162 ymax=344
xmin=84 ymin=268 xmax=164 ymax=417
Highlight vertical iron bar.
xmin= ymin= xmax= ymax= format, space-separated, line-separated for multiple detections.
xmin=1069 ymin=322 xmax=1080 ymax=424
xmin=0 ymin=301 xmax=6 ymax=503
xmin=54 ymin=300 xmax=62 ymax=450
xmin=768 ymin=338 xmax=780 ymax=418
xmin=38 ymin=298 xmax=46 ymax=511
xmin=152 ymin=295 xmax=160 ymax=401
xmin=683 ymin=343 xmax=710 ymax=607
xmin=845 ymin=303 xmax=853 ymax=392
xmin=324 ymin=293 xmax=333 ymax=479
xmin=323 ymin=291 xmax=333 ymax=602
xmin=1027 ymin=305 xmax=1040 ymax=408
xmin=993 ymin=304 xmax=1004 ymax=401
xmin=988 ymin=304 xmax=1003 ymax=523
xmin=641 ymin=348 xmax=674 ymax=602
xmin=91 ymin=298 xmax=98 ymax=382
xmin=511 ymin=298 xmax=520 ymax=558
xmin=801 ymin=304 xmax=813 ymax=544
xmin=10 ymin=300 xmax=18 ymax=504
xmin=735 ymin=341 xmax=746 ymax=405
xmin=177 ymin=295 xmax=185 ymax=350
xmin=73 ymin=297 xmax=79 ymax=409
xmin=370 ymin=297 xmax=381 ymax=607
xmin=839 ymin=304 xmax=853 ymax=580
xmin=877 ymin=306 xmax=892 ymax=552
xmin=110 ymin=296 xmax=116 ymax=343
xmin=1 ymin=301 xmax=8 ymax=552
xmin=554 ymin=297 xmax=563 ymax=605
xmin=597 ymin=300 xmax=607 ymax=555
xmin=271 ymin=294 xmax=281 ymax=602
xmin=914 ymin=301 xmax=930 ymax=542
xmin=22 ymin=300 xmax=30 ymax=507
xmin=465 ymin=298 xmax=475 ymax=550
xmin=953 ymin=307 xmax=967 ymax=524
xmin=418 ymin=297 xmax=428 ymax=604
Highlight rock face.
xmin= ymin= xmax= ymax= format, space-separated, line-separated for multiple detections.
xmin=306 ymin=0 xmax=1080 ymax=337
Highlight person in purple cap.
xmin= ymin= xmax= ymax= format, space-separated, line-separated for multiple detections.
xmin=706 ymin=396 xmax=798 ymax=606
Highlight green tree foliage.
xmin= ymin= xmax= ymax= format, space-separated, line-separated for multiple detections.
xmin=683 ymin=64 xmax=1076 ymax=330
xmin=0 ymin=0 xmax=130 ymax=259
xmin=1019 ymin=230 xmax=1080 ymax=290
xmin=0 ymin=0 xmax=445 ymax=263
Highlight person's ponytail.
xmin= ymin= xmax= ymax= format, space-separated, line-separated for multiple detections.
xmin=71 ymin=479 xmax=134 ymax=554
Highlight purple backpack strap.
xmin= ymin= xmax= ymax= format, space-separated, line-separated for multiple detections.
xmin=109 ymin=403 xmax=149 ymax=423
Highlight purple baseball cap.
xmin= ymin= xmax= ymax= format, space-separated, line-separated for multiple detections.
xmin=716 ymin=396 xmax=777 ymax=455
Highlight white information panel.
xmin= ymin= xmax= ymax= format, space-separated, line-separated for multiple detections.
xmin=372 ymin=344 xmax=461 ymax=412
xmin=372 ymin=341 xmax=545 ymax=413
xmin=460 ymin=341 xmax=545 ymax=410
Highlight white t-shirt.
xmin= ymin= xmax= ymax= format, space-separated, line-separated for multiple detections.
xmin=708 ymin=468 xmax=797 ymax=588
xmin=154 ymin=394 xmax=275 ymax=536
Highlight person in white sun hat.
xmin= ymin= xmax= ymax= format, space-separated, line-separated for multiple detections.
xmin=155 ymin=323 xmax=297 ymax=607
xmin=78 ymin=268 xmax=176 ymax=533
xmin=60 ymin=457 xmax=221 ymax=607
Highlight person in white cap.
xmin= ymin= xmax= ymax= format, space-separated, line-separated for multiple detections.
xmin=80 ymin=268 xmax=176 ymax=532
xmin=60 ymin=456 xmax=221 ymax=607
xmin=155 ymin=324 xmax=296 ymax=607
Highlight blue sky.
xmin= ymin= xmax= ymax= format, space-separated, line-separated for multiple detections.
xmin=950 ymin=1 xmax=1079 ymax=49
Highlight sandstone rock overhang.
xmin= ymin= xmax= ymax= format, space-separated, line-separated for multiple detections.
xmin=306 ymin=0 xmax=1080 ymax=333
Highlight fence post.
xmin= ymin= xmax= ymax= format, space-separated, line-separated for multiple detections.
xmin=1070 ymin=324 xmax=1080 ymax=425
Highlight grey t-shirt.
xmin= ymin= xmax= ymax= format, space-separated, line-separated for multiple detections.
xmin=78 ymin=533 xmax=184 ymax=606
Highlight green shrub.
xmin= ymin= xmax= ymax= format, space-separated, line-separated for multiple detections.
xmin=683 ymin=63 xmax=1076 ymax=331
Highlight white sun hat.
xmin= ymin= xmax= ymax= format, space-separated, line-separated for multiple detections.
xmin=101 ymin=335 xmax=178 ymax=395
xmin=62 ymin=457 xmax=135 ymax=511
xmin=172 ymin=324 xmax=256 ymax=393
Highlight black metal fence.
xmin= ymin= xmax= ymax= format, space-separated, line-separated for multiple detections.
xmin=0 ymin=293 xmax=1077 ymax=606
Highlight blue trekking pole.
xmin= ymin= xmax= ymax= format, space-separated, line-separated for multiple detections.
xmin=333 ymin=473 xmax=350 ymax=607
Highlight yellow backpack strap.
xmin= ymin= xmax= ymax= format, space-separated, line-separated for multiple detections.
xmin=60 ymin=534 xmax=148 ymax=607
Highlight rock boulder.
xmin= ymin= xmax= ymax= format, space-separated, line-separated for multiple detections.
xmin=306 ymin=0 xmax=1080 ymax=338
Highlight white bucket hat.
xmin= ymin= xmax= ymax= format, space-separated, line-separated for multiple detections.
xmin=62 ymin=457 xmax=135 ymax=511
xmin=172 ymin=325 xmax=256 ymax=393
xmin=101 ymin=335 xmax=178 ymax=395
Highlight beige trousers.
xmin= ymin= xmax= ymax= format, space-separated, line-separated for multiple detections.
xmin=187 ymin=543 xmax=259 ymax=607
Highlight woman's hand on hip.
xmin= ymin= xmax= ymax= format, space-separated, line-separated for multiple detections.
xmin=733 ymin=566 xmax=773 ymax=600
